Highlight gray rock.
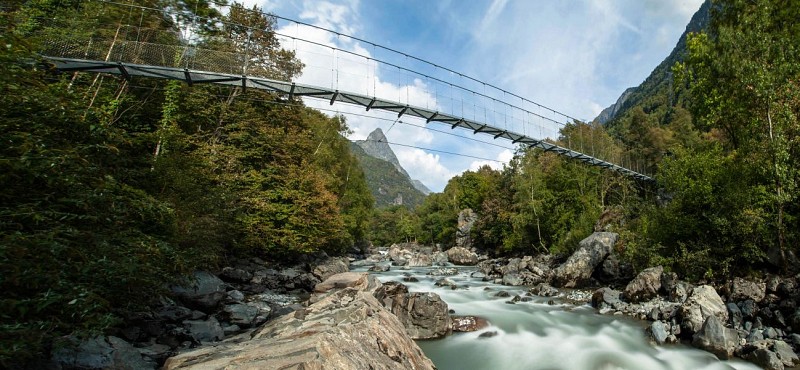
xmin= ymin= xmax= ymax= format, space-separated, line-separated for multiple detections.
xmin=446 ymin=246 xmax=478 ymax=266
xmin=529 ymin=283 xmax=560 ymax=297
xmin=183 ymin=317 xmax=224 ymax=343
xmin=227 ymin=290 xmax=245 ymax=302
xmin=137 ymin=343 xmax=172 ymax=362
xmin=764 ymin=327 xmax=779 ymax=339
xmin=728 ymin=277 xmax=766 ymax=303
xmin=740 ymin=299 xmax=758 ymax=319
xmin=155 ymin=305 xmax=193 ymax=322
xmin=427 ymin=267 xmax=458 ymax=276
xmin=502 ymin=272 xmax=523 ymax=286
xmin=220 ymin=266 xmax=253 ymax=283
xmin=374 ymin=282 xmax=451 ymax=339
xmin=170 ymin=271 xmax=226 ymax=310
xmin=774 ymin=340 xmax=799 ymax=367
xmin=223 ymin=303 xmax=260 ymax=327
xmin=692 ymin=315 xmax=737 ymax=359
xmin=551 ymin=232 xmax=618 ymax=288
xmin=312 ymin=257 xmax=349 ymax=281
xmin=669 ymin=281 xmax=692 ymax=303
xmin=455 ymin=209 xmax=478 ymax=249
xmin=431 ymin=251 xmax=449 ymax=266
xmin=222 ymin=324 xmax=241 ymax=336
xmin=591 ymin=287 xmax=622 ymax=310
xmin=741 ymin=343 xmax=785 ymax=370
xmin=478 ymin=331 xmax=498 ymax=338
xmin=747 ymin=329 xmax=765 ymax=343
xmin=408 ymin=254 xmax=432 ymax=267
xmin=649 ymin=321 xmax=669 ymax=345
xmin=660 ymin=272 xmax=679 ymax=295
xmin=434 ymin=278 xmax=456 ymax=288
xmin=680 ymin=285 xmax=728 ymax=336
xmin=163 ymin=273 xmax=435 ymax=370
xmin=622 ymin=266 xmax=663 ymax=303
xmin=727 ymin=302 xmax=743 ymax=328
xmin=51 ymin=336 xmax=152 ymax=370
xmin=369 ymin=264 xmax=390 ymax=272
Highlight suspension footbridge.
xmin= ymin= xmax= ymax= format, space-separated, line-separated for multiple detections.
xmin=35 ymin=1 xmax=653 ymax=182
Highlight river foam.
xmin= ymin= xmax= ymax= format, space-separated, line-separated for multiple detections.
xmin=358 ymin=265 xmax=760 ymax=370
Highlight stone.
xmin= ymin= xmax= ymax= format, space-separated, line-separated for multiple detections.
xmin=747 ymin=329 xmax=765 ymax=343
xmin=220 ymin=266 xmax=253 ymax=283
xmin=495 ymin=291 xmax=511 ymax=298
xmin=478 ymin=331 xmax=498 ymax=338
xmin=435 ymin=278 xmax=456 ymax=288
xmin=692 ymin=315 xmax=737 ymax=359
xmin=427 ymin=267 xmax=459 ymax=276
xmin=502 ymin=272 xmax=523 ymax=286
xmin=312 ymin=257 xmax=349 ymax=281
xmin=446 ymin=246 xmax=479 ymax=266
xmin=222 ymin=303 xmax=260 ymax=327
xmin=369 ymin=264 xmax=390 ymax=272
xmin=137 ymin=343 xmax=172 ymax=362
xmin=155 ymin=305 xmax=193 ymax=322
xmin=408 ymin=254 xmax=433 ymax=267
xmin=649 ymin=321 xmax=669 ymax=345
xmin=431 ymin=251 xmax=449 ymax=266
xmin=679 ymin=285 xmax=728 ymax=336
xmin=740 ymin=343 xmax=785 ymax=370
xmin=551 ymin=232 xmax=618 ymax=288
xmin=227 ymin=290 xmax=245 ymax=302
xmin=51 ymin=336 xmax=151 ymax=370
xmin=669 ymin=281 xmax=692 ymax=303
xmin=170 ymin=271 xmax=226 ymax=310
xmin=591 ymin=287 xmax=622 ymax=310
xmin=455 ymin=208 xmax=478 ymax=249
xmin=403 ymin=276 xmax=419 ymax=282
xmin=375 ymin=282 xmax=451 ymax=340
xmin=529 ymin=283 xmax=560 ymax=297
xmin=727 ymin=302 xmax=743 ymax=328
xmin=660 ymin=272 xmax=679 ymax=295
xmin=164 ymin=274 xmax=435 ymax=370
xmin=597 ymin=253 xmax=623 ymax=283
xmin=740 ymin=300 xmax=758 ymax=319
xmin=764 ymin=327 xmax=779 ymax=340
xmin=622 ymin=266 xmax=663 ymax=303
xmin=728 ymin=277 xmax=766 ymax=303
xmin=450 ymin=316 xmax=489 ymax=332
xmin=314 ymin=271 xmax=380 ymax=294
xmin=774 ymin=340 xmax=799 ymax=367
xmin=183 ymin=317 xmax=224 ymax=343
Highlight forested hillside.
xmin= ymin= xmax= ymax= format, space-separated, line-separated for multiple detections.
xmin=0 ymin=1 xmax=373 ymax=364
xmin=350 ymin=142 xmax=426 ymax=209
xmin=378 ymin=0 xmax=800 ymax=282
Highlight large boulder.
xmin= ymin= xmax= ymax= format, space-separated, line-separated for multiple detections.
xmin=622 ymin=266 xmax=663 ymax=303
xmin=164 ymin=273 xmax=435 ymax=370
xmin=314 ymin=271 xmax=381 ymax=294
xmin=679 ymin=285 xmax=728 ymax=336
xmin=375 ymin=282 xmax=451 ymax=339
xmin=312 ymin=257 xmax=349 ymax=281
xmin=692 ymin=315 xmax=737 ymax=359
xmin=170 ymin=271 xmax=226 ymax=310
xmin=408 ymin=254 xmax=433 ymax=267
xmin=183 ymin=317 xmax=224 ymax=343
xmin=455 ymin=208 xmax=478 ymax=249
xmin=447 ymin=246 xmax=478 ymax=266
xmin=726 ymin=277 xmax=766 ymax=303
xmin=552 ymin=232 xmax=618 ymax=288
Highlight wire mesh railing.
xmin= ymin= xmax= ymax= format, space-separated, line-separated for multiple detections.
xmin=28 ymin=0 xmax=653 ymax=179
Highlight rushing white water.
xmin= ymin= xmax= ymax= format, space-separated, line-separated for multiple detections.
xmin=357 ymin=265 xmax=761 ymax=370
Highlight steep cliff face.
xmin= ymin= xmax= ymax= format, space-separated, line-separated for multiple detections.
xmin=595 ymin=0 xmax=711 ymax=124
xmin=352 ymin=128 xmax=430 ymax=208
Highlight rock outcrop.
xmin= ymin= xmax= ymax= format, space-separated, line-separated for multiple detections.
xmin=375 ymin=282 xmax=451 ymax=339
xmin=164 ymin=273 xmax=435 ymax=369
xmin=455 ymin=209 xmax=478 ymax=249
xmin=552 ymin=232 xmax=617 ymax=288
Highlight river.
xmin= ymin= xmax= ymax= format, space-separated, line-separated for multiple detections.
xmin=355 ymin=265 xmax=761 ymax=370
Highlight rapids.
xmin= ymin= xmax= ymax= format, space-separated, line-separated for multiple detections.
xmin=356 ymin=265 xmax=761 ymax=370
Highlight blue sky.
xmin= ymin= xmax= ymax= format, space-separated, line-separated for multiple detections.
xmin=239 ymin=0 xmax=704 ymax=192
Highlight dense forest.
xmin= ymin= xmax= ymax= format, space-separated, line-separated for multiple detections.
xmin=377 ymin=0 xmax=799 ymax=280
xmin=0 ymin=0 xmax=374 ymax=364
xmin=1 ymin=0 xmax=799 ymax=365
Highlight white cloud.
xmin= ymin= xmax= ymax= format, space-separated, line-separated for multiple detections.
xmin=468 ymin=148 xmax=514 ymax=171
xmin=394 ymin=147 xmax=455 ymax=192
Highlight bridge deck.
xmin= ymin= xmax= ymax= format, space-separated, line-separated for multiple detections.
xmin=46 ymin=57 xmax=653 ymax=182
